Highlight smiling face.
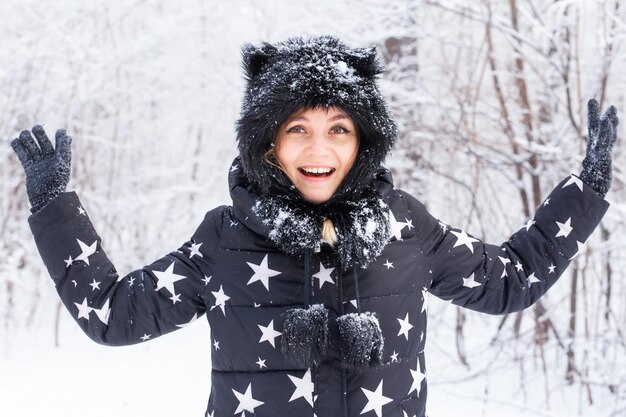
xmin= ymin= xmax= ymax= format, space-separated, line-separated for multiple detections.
xmin=274 ymin=106 xmax=359 ymax=204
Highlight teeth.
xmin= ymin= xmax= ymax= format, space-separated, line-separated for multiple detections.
xmin=302 ymin=167 xmax=333 ymax=174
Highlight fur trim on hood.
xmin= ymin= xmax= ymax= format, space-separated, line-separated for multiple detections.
xmin=235 ymin=35 xmax=398 ymax=201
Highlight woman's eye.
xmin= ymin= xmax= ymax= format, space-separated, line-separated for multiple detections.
xmin=331 ymin=126 xmax=349 ymax=134
xmin=287 ymin=126 xmax=305 ymax=133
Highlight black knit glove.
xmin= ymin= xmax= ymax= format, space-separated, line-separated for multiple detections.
xmin=579 ymin=99 xmax=619 ymax=198
xmin=10 ymin=125 xmax=72 ymax=213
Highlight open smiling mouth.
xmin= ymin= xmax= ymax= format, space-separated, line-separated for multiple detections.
xmin=298 ymin=167 xmax=336 ymax=178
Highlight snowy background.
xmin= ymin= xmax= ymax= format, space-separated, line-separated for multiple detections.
xmin=2 ymin=0 xmax=626 ymax=416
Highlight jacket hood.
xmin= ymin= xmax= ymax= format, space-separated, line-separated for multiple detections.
xmin=235 ymin=35 xmax=398 ymax=200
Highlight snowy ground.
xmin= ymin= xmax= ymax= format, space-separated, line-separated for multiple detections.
xmin=1 ymin=315 xmax=211 ymax=417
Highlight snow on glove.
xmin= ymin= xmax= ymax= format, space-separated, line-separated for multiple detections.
xmin=579 ymin=99 xmax=619 ymax=198
xmin=10 ymin=125 xmax=72 ymax=213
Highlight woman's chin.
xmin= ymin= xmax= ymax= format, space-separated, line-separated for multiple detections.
xmin=300 ymin=189 xmax=335 ymax=205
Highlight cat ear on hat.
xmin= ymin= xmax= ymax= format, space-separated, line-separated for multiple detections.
xmin=242 ymin=42 xmax=277 ymax=79
xmin=344 ymin=47 xmax=384 ymax=78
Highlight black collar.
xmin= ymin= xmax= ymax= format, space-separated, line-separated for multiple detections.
xmin=228 ymin=157 xmax=394 ymax=269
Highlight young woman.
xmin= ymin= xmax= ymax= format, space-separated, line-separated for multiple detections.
xmin=11 ymin=36 xmax=617 ymax=417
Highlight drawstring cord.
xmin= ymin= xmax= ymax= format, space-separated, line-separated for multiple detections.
xmin=304 ymin=249 xmax=311 ymax=307
xmin=352 ymin=262 xmax=361 ymax=314
xmin=337 ymin=257 xmax=345 ymax=315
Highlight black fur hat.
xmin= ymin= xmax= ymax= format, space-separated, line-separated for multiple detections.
xmin=236 ymin=35 xmax=398 ymax=201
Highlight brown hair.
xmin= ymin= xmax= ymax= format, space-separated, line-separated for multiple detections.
xmin=263 ymin=145 xmax=282 ymax=171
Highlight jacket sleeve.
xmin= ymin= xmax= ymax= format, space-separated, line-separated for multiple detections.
xmin=402 ymin=175 xmax=610 ymax=315
xmin=28 ymin=191 xmax=225 ymax=345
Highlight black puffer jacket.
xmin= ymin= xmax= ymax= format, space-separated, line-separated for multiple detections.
xmin=28 ymin=161 xmax=609 ymax=417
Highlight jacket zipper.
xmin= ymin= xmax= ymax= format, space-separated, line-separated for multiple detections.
xmin=336 ymin=257 xmax=348 ymax=417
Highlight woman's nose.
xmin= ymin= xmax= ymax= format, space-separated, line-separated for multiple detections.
xmin=305 ymin=133 xmax=330 ymax=155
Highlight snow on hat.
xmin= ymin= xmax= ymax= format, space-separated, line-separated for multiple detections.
xmin=236 ymin=35 xmax=398 ymax=199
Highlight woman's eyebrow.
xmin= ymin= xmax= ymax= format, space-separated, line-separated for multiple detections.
xmin=328 ymin=114 xmax=349 ymax=122
xmin=285 ymin=113 xmax=348 ymax=123
xmin=287 ymin=116 xmax=308 ymax=123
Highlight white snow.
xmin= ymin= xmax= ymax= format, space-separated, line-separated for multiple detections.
xmin=2 ymin=0 xmax=626 ymax=416
xmin=1 ymin=308 xmax=211 ymax=417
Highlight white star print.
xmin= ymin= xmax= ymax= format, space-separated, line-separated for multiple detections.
xmin=189 ymin=242 xmax=203 ymax=258
xmin=569 ymin=240 xmax=586 ymax=260
xmin=232 ymin=383 xmax=264 ymax=414
xmin=153 ymin=262 xmax=187 ymax=299
xmin=389 ymin=211 xmax=409 ymax=241
xmin=390 ymin=351 xmax=399 ymax=362
xmin=514 ymin=261 xmax=524 ymax=272
xmin=360 ymin=380 xmax=393 ymax=417
xmin=202 ymin=275 xmax=212 ymax=286
xmin=500 ymin=267 xmax=508 ymax=278
xmin=408 ymin=359 xmax=426 ymax=397
xmin=288 ymin=369 xmax=314 ymax=407
xmin=313 ymin=262 xmax=335 ymax=289
xmin=462 ymin=272 xmax=481 ymax=288
xmin=210 ymin=285 xmax=230 ymax=315
xmin=562 ymin=175 xmax=584 ymax=192
xmin=527 ymin=272 xmax=541 ymax=285
xmin=543 ymin=197 xmax=551 ymax=206
xmin=176 ymin=313 xmax=199 ymax=328
xmin=405 ymin=219 xmax=414 ymax=230
xmin=140 ymin=334 xmax=151 ymax=341
xmin=74 ymin=298 xmax=92 ymax=320
xmin=256 ymin=357 xmax=267 ymax=369
xmin=78 ymin=206 xmax=86 ymax=216
xmin=89 ymin=279 xmax=100 ymax=291
xmin=230 ymin=164 xmax=239 ymax=173
xmin=92 ymin=299 xmax=111 ymax=325
xmin=498 ymin=256 xmax=511 ymax=278
xmin=450 ymin=230 xmax=479 ymax=253
xmin=213 ymin=340 xmax=220 ymax=350
xmin=548 ymin=263 xmax=556 ymax=274
xmin=383 ymin=259 xmax=394 ymax=269
xmin=128 ymin=276 xmax=135 ymax=286
xmin=247 ymin=254 xmax=281 ymax=291
xmin=64 ymin=255 xmax=73 ymax=268
xmin=523 ymin=219 xmax=536 ymax=231
xmin=258 ymin=319 xmax=282 ymax=348
xmin=397 ymin=312 xmax=414 ymax=340
xmin=555 ymin=217 xmax=573 ymax=238
xmin=421 ymin=288 xmax=429 ymax=313
xmin=75 ymin=239 xmax=97 ymax=265
xmin=170 ymin=293 xmax=182 ymax=304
